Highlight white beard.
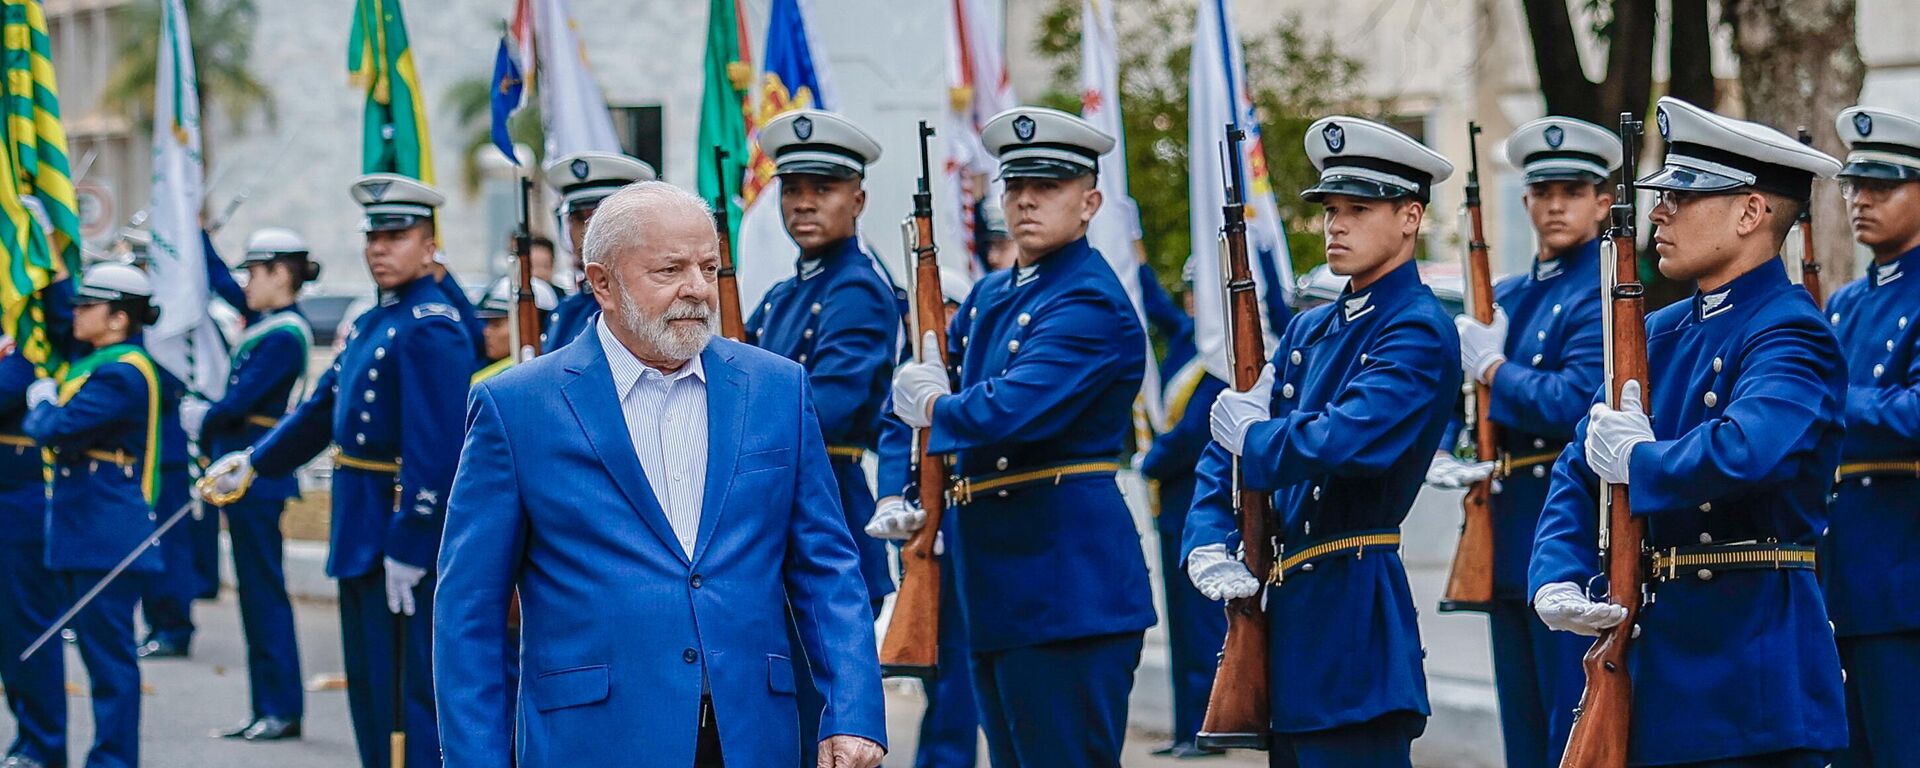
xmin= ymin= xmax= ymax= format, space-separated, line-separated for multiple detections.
xmin=614 ymin=279 xmax=715 ymax=363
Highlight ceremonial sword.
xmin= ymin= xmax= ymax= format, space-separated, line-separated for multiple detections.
xmin=19 ymin=497 xmax=200 ymax=661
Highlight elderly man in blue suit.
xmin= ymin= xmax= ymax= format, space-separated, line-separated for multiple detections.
xmin=434 ymin=181 xmax=887 ymax=768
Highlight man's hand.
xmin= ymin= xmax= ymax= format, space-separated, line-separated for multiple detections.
xmin=384 ymin=557 xmax=428 ymax=616
xmin=817 ymin=735 xmax=885 ymax=768
xmin=1456 ymin=306 xmax=1509 ymax=384
xmin=1207 ymin=364 xmax=1274 ymax=456
xmin=863 ymin=496 xmax=925 ymax=541
xmin=1424 ymin=452 xmax=1497 ymax=490
xmin=1534 ymin=581 xmax=1628 ymax=637
xmin=1584 ymin=379 xmax=1654 ymax=485
xmin=1186 ymin=543 xmax=1262 ymax=602
xmin=890 ymin=332 xmax=950 ymax=429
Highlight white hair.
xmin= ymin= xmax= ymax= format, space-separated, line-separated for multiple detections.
xmin=580 ymin=181 xmax=715 ymax=270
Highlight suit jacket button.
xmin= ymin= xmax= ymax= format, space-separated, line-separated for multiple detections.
xmin=1532 ymin=465 xmax=1547 ymax=478
xmin=1290 ymin=350 xmax=1302 ymax=365
xmin=1699 ymin=531 xmax=1713 ymax=543
xmin=995 ymin=457 xmax=1008 ymax=470
xmin=690 ymin=574 xmax=703 ymax=589
xmin=1532 ymin=438 xmax=1546 ymax=449
xmin=1696 ymin=569 xmax=1714 ymax=581
xmin=1281 ymin=383 xmax=1296 ymax=399
xmin=683 ymin=648 xmax=699 ymax=663
xmin=1874 ymin=364 xmax=1885 ymax=378
xmin=1301 ymin=562 xmax=1315 ymax=573
xmin=1531 ymin=354 xmax=1544 ymax=365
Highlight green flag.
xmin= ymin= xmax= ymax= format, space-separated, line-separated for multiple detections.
xmin=349 ymin=0 xmax=434 ymax=183
xmin=1 ymin=0 xmax=83 ymax=371
xmin=697 ymin=0 xmax=749 ymax=241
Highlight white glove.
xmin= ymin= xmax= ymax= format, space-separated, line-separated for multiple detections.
xmin=863 ymin=495 xmax=926 ymax=541
xmin=890 ymin=332 xmax=950 ymax=429
xmin=1186 ymin=543 xmax=1262 ymax=602
xmin=1425 ymin=452 xmax=1498 ymax=490
xmin=206 ymin=451 xmax=254 ymax=496
xmin=384 ymin=557 xmax=428 ymax=616
xmin=1534 ymin=581 xmax=1628 ymax=636
xmin=1456 ymin=307 xmax=1509 ymax=384
xmin=179 ymin=397 xmax=211 ymax=442
xmin=1208 ymin=364 xmax=1275 ymax=456
xmin=1584 ymin=379 xmax=1654 ymax=485
xmin=25 ymin=377 xmax=56 ymax=409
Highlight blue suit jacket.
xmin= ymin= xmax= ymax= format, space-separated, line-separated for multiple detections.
xmin=434 ymin=332 xmax=886 ymax=768
xmin=1530 ymin=259 xmax=1846 ymax=764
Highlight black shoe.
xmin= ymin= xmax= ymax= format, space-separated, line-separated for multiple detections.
xmin=1169 ymin=743 xmax=1224 ymax=759
xmin=214 ymin=718 xmax=260 ymax=739
xmin=239 ymin=717 xmax=301 ymax=742
xmin=135 ymin=636 xmax=189 ymax=659
xmin=1151 ymin=742 xmax=1180 ymax=756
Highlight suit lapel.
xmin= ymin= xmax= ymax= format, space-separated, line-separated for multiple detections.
xmin=559 ymin=337 xmax=689 ymax=565
xmin=692 ymin=343 xmax=746 ymax=566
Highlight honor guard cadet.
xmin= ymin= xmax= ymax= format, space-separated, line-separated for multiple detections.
xmin=544 ymin=151 xmax=657 ymax=350
xmin=130 ymin=256 xmax=198 ymax=662
xmin=1823 ymin=105 xmax=1920 ymax=768
xmin=22 ymin=264 xmax=169 ymax=768
xmin=203 ymin=174 xmax=475 ymax=768
xmin=1425 ymin=116 xmax=1618 ymax=767
xmin=0 ymin=342 xmax=63 ymax=768
xmin=1136 ymin=258 xmax=1227 ymax=759
xmin=1183 ymin=117 xmax=1458 ymax=766
xmin=472 ymin=275 xmax=558 ymax=385
xmin=182 ymin=228 xmax=321 ymax=742
xmin=876 ymin=106 xmax=1155 ymax=768
xmin=1530 ymin=97 xmax=1848 ymax=767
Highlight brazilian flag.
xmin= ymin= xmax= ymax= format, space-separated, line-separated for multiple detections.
xmin=0 ymin=0 xmax=82 ymax=371
xmin=350 ymin=0 xmax=434 ymax=183
xmin=697 ymin=0 xmax=749 ymax=242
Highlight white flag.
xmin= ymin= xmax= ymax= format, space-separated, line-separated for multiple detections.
xmin=532 ymin=0 xmax=620 ymax=159
xmin=147 ymin=0 xmax=227 ymax=399
xmin=943 ymin=0 xmax=1014 ymax=277
xmin=1189 ymin=0 xmax=1293 ymax=383
xmin=1079 ymin=0 xmax=1160 ymax=424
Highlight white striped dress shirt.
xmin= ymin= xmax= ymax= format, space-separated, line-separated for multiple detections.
xmin=597 ymin=319 xmax=709 ymax=558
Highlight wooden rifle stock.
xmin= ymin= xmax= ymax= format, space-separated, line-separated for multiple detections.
xmin=512 ymin=177 xmax=543 ymax=361
xmin=1196 ymin=125 xmax=1273 ymax=751
xmin=712 ymin=147 xmax=747 ymax=341
xmin=879 ymin=122 xmax=949 ymax=679
xmin=1795 ymin=128 xmax=1823 ymax=307
xmin=1561 ymin=113 xmax=1650 ymax=768
xmin=1441 ymin=122 xmax=1497 ymax=614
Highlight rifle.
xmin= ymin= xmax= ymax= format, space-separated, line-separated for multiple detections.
xmin=512 ymin=176 xmax=542 ymax=361
xmin=1440 ymin=122 xmax=1498 ymax=614
xmin=1560 ymin=112 xmax=1651 ymax=768
xmin=1195 ymin=125 xmax=1273 ymax=751
xmin=712 ymin=147 xmax=747 ymax=341
xmin=878 ymin=122 xmax=949 ymax=679
xmin=1795 ymin=128 xmax=1824 ymax=307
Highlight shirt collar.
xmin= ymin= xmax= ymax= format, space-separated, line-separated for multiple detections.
xmin=1338 ymin=259 xmax=1421 ymax=324
xmin=1693 ymin=258 xmax=1788 ymax=323
xmin=1534 ymin=237 xmax=1601 ymax=282
xmin=1870 ymin=243 xmax=1920 ymax=288
xmin=1014 ymin=236 xmax=1094 ymax=288
xmin=796 ymin=237 xmax=861 ymax=282
xmin=596 ymin=317 xmax=706 ymax=399
xmin=380 ymin=274 xmax=439 ymax=307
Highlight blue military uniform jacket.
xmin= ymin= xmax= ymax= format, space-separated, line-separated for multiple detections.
xmin=747 ymin=237 xmax=899 ymax=603
xmin=1822 ymin=244 xmax=1920 ymax=637
xmin=25 ymin=338 xmax=166 ymax=574
xmin=206 ymin=308 xmax=311 ymax=501
xmin=0 ymin=352 xmax=44 ymax=544
xmin=1184 ymin=259 xmax=1455 ymax=733
xmin=1441 ymin=240 xmax=1606 ymax=598
xmin=1530 ymin=259 xmax=1847 ymax=764
xmin=546 ymin=289 xmax=599 ymax=351
xmin=250 ymin=276 xmax=473 ymax=576
xmin=904 ymin=237 xmax=1155 ymax=652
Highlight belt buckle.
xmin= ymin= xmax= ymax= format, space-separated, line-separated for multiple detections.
xmin=950 ymin=476 xmax=972 ymax=506
xmin=1496 ymin=451 xmax=1513 ymax=479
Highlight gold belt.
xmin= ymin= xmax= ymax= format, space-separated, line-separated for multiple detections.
xmin=1271 ymin=532 xmax=1402 ymax=584
xmin=1497 ymin=450 xmax=1562 ymax=478
xmin=81 ymin=449 xmax=137 ymax=467
xmin=331 ymin=446 xmax=400 ymax=474
xmin=1648 ymin=543 xmax=1816 ymax=582
xmin=246 ymin=415 xmax=281 ymax=429
xmin=950 ymin=460 xmax=1124 ymax=505
xmin=825 ymin=445 xmax=865 ymax=462
xmin=1835 ymin=459 xmax=1920 ymax=482
xmin=0 ymin=434 xmax=32 ymax=449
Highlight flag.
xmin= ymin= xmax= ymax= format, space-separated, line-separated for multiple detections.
xmin=0 ymin=0 xmax=83 ymax=370
xmin=943 ymin=0 xmax=1013 ymax=271
xmin=734 ymin=0 xmax=832 ymax=310
xmin=1189 ymin=0 xmax=1293 ymax=383
xmin=529 ymin=0 xmax=619 ymax=160
xmin=697 ymin=0 xmax=750 ymax=242
xmin=489 ymin=36 xmax=525 ymax=165
xmin=350 ymin=0 xmax=433 ymax=183
xmin=146 ymin=0 xmax=227 ymax=398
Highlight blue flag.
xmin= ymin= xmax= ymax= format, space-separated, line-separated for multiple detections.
xmin=490 ymin=36 xmax=524 ymax=165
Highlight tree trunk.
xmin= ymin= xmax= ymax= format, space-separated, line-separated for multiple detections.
xmin=1598 ymin=0 xmax=1658 ymax=121
xmin=1668 ymin=0 xmax=1716 ymax=109
xmin=1518 ymin=0 xmax=1600 ymax=123
xmin=1725 ymin=0 xmax=1866 ymax=283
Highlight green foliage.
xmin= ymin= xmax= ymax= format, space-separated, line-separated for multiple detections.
xmin=444 ymin=75 xmax=546 ymax=196
xmin=1031 ymin=0 xmax=1362 ymax=298
xmin=103 ymin=0 xmax=275 ymax=130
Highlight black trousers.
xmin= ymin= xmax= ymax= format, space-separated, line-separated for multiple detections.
xmin=695 ymin=694 xmax=724 ymax=768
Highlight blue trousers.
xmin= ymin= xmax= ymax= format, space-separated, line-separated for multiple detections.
xmin=139 ymin=472 xmax=196 ymax=646
xmin=1268 ymin=711 xmax=1424 ymax=768
xmin=62 ymin=570 xmax=146 ymax=768
xmin=221 ymin=493 xmax=303 ymax=720
xmin=1 ymin=537 xmax=66 ymax=767
xmin=915 ymin=553 xmax=980 ymax=768
xmin=1155 ymin=510 xmax=1226 ymax=746
xmin=1489 ymin=598 xmax=1588 ymax=767
xmin=972 ymin=631 xmax=1143 ymax=768
xmin=1663 ymin=751 xmax=1828 ymax=767
xmin=1835 ymin=631 xmax=1920 ymax=768
xmin=339 ymin=569 xmax=439 ymax=768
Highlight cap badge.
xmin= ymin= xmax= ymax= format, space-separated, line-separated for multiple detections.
xmin=1656 ymin=108 xmax=1671 ymax=140
xmin=570 ymin=158 xmax=590 ymax=180
xmin=1854 ymin=112 xmax=1874 ymax=138
xmin=1323 ymin=123 xmax=1345 ymax=153
xmin=1013 ymin=115 xmax=1036 ymax=142
xmin=794 ymin=115 xmax=814 ymax=141
xmin=364 ymin=181 xmax=391 ymax=202
xmin=1544 ymin=125 xmax=1565 ymax=149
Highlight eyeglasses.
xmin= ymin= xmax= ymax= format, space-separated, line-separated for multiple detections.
xmin=1840 ymin=178 xmax=1909 ymax=202
xmin=1650 ymin=189 xmax=1770 ymax=216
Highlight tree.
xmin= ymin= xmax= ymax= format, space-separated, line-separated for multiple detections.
xmin=444 ymin=74 xmax=546 ymax=196
xmin=103 ymin=0 xmax=275 ymax=132
xmin=1725 ymin=0 xmax=1864 ymax=283
xmin=1032 ymin=0 xmax=1364 ymax=297
xmin=1519 ymin=0 xmax=1715 ymax=124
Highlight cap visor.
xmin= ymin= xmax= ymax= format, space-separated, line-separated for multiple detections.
xmin=775 ymin=162 xmax=862 ymax=180
xmin=1524 ymin=169 xmax=1607 ymax=185
xmin=360 ymin=213 xmax=428 ymax=233
xmin=73 ymin=288 xmax=121 ymax=304
xmin=1837 ymin=160 xmax=1920 ymax=182
xmin=1635 ymin=164 xmax=1747 ymax=193
xmin=562 ymin=193 xmax=612 ymax=214
xmin=1301 ymin=176 xmax=1413 ymax=202
xmin=996 ymin=158 xmax=1095 ymax=181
